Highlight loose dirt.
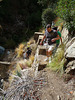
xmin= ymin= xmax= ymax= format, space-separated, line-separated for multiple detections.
xmin=36 ymin=68 xmax=75 ymax=100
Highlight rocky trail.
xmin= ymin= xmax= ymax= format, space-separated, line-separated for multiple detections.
xmin=0 ymin=30 xmax=75 ymax=100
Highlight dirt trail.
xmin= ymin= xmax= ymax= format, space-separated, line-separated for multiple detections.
xmin=36 ymin=68 xmax=75 ymax=100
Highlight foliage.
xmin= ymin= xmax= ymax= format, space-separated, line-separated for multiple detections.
xmin=47 ymin=44 xmax=65 ymax=74
xmin=38 ymin=0 xmax=58 ymax=8
xmin=0 ymin=0 xmax=42 ymax=48
xmin=42 ymin=8 xmax=57 ymax=27
xmin=56 ymin=0 xmax=75 ymax=32
xmin=55 ymin=17 xmax=64 ymax=27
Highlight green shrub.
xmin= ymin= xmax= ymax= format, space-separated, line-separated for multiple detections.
xmin=42 ymin=8 xmax=57 ymax=27
xmin=56 ymin=0 xmax=75 ymax=32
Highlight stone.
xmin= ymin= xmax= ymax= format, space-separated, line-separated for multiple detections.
xmin=57 ymin=95 xmax=61 ymax=100
xmin=37 ymin=55 xmax=47 ymax=71
xmin=66 ymin=37 xmax=75 ymax=49
xmin=65 ymin=41 xmax=75 ymax=59
xmin=73 ymin=91 xmax=75 ymax=97
xmin=34 ymin=32 xmax=44 ymax=43
xmin=37 ymin=35 xmax=44 ymax=45
xmin=38 ymin=45 xmax=46 ymax=55
xmin=72 ymin=97 xmax=75 ymax=100
xmin=65 ymin=60 xmax=75 ymax=74
xmin=61 ymin=28 xmax=69 ymax=43
xmin=38 ymin=63 xmax=47 ymax=71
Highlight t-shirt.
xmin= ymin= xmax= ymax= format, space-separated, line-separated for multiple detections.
xmin=56 ymin=31 xmax=61 ymax=44
xmin=45 ymin=29 xmax=58 ymax=45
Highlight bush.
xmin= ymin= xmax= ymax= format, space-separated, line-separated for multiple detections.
xmin=42 ymin=8 xmax=57 ymax=27
xmin=56 ymin=0 xmax=75 ymax=33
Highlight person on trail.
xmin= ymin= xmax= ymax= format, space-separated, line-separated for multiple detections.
xmin=23 ymin=47 xmax=32 ymax=59
xmin=40 ymin=24 xmax=60 ymax=62
xmin=52 ymin=27 xmax=62 ymax=47
xmin=52 ymin=27 xmax=62 ymax=56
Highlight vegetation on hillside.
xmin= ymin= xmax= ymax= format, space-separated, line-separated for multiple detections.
xmin=56 ymin=0 xmax=75 ymax=35
xmin=47 ymin=44 xmax=65 ymax=74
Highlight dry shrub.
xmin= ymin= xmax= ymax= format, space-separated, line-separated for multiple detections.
xmin=8 ymin=63 xmax=22 ymax=83
xmin=29 ymin=55 xmax=34 ymax=63
xmin=15 ymin=43 xmax=25 ymax=57
xmin=25 ymin=60 xmax=32 ymax=68
xmin=28 ymin=37 xmax=35 ymax=45
xmin=15 ymin=48 xmax=19 ymax=53
xmin=48 ymin=45 xmax=65 ymax=74
xmin=19 ymin=63 xmax=28 ymax=69
xmin=19 ymin=43 xmax=24 ymax=49
xmin=3 ymin=81 xmax=10 ymax=90
xmin=17 ymin=49 xmax=23 ymax=57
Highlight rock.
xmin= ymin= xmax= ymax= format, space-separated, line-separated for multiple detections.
xmin=34 ymin=32 xmax=44 ymax=43
xmin=0 ymin=46 xmax=5 ymax=55
xmin=72 ymin=97 xmax=75 ymax=100
xmin=61 ymin=28 xmax=69 ymax=44
xmin=66 ymin=37 xmax=75 ymax=49
xmin=38 ymin=45 xmax=46 ymax=55
xmin=65 ymin=60 xmax=75 ymax=74
xmin=38 ymin=63 xmax=47 ymax=71
xmin=57 ymin=95 xmax=61 ymax=100
xmin=65 ymin=41 xmax=75 ymax=59
xmin=37 ymin=35 xmax=43 ymax=45
xmin=73 ymin=91 xmax=75 ymax=97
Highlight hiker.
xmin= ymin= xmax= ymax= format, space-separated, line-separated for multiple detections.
xmin=53 ymin=27 xmax=62 ymax=46
xmin=52 ymin=27 xmax=62 ymax=56
xmin=23 ymin=47 xmax=32 ymax=59
xmin=40 ymin=24 xmax=60 ymax=62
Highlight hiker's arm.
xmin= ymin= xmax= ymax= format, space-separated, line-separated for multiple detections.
xmin=51 ymin=35 xmax=60 ymax=42
xmin=40 ymin=35 xmax=46 ymax=45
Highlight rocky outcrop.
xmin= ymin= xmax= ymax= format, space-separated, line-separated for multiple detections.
xmin=34 ymin=32 xmax=44 ymax=43
xmin=61 ymin=28 xmax=69 ymax=44
xmin=65 ymin=37 xmax=75 ymax=74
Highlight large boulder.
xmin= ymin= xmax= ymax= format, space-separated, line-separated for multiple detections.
xmin=65 ymin=38 xmax=75 ymax=59
xmin=61 ymin=28 xmax=69 ymax=44
xmin=65 ymin=37 xmax=75 ymax=49
xmin=65 ymin=60 xmax=75 ymax=74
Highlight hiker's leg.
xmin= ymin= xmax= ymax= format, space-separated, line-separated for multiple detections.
xmin=53 ymin=44 xmax=59 ymax=56
xmin=46 ymin=50 xmax=49 ymax=57
xmin=48 ymin=50 xmax=52 ymax=56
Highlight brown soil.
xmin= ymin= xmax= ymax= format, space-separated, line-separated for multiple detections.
xmin=36 ymin=68 xmax=75 ymax=100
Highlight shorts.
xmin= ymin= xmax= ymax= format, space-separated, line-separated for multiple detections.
xmin=44 ymin=43 xmax=56 ymax=52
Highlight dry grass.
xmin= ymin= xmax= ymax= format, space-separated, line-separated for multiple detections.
xmin=8 ymin=63 xmax=22 ymax=83
xmin=29 ymin=55 xmax=34 ymax=63
xmin=18 ymin=43 xmax=24 ymax=49
xmin=8 ymin=38 xmax=36 ymax=85
xmin=15 ymin=43 xmax=25 ymax=58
